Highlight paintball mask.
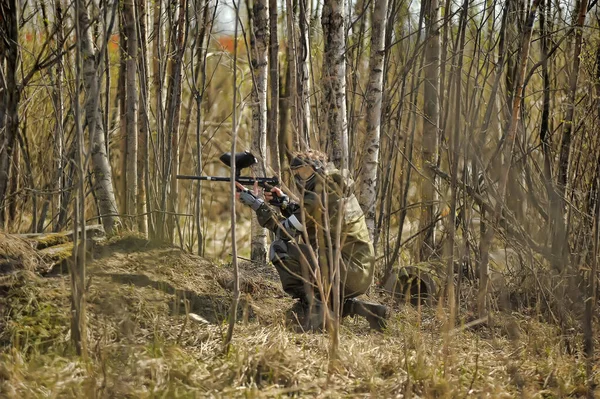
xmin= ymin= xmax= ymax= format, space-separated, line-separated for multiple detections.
xmin=290 ymin=155 xmax=323 ymax=191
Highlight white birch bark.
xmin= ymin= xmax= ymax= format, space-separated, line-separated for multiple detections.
xmin=268 ymin=0 xmax=280 ymax=175
xmin=79 ymin=0 xmax=121 ymax=234
xmin=137 ymin=0 xmax=150 ymax=235
xmin=297 ymin=0 xmax=312 ymax=146
xmin=250 ymin=0 xmax=269 ymax=261
xmin=321 ymin=0 xmax=348 ymax=167
xmin=53 ymin=0 xmax=66 ymax=232
xmin=124 ymin=0 xmax=139 ymax=230
xmin=358 ymin=0 xmax=388 ymax=238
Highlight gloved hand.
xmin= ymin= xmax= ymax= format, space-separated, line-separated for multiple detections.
xmin=238 ymin=187 xmax=264 ymax=210
xmin=264 ymin=187 xmax=289 ymax=210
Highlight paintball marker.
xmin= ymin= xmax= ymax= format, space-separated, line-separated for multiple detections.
xmin=176 ymin=151 xmax=279 ymax=190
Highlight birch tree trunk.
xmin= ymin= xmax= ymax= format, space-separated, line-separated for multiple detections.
xmin=418 ymin=0 xmax=440 ymax=260
xmin=137 ymin=0 xmax=150 ymax=235
xmin=79 ymin=0 xmax=121 ymax=234
xmin=321 ymin=0 xmax=348 ymax=167
xmin=268 ymin=0 xmax=280 ymax=175
xmin=118 ymin=12 xmax=127 ymax=213
xmin=358 ymin=0 xmax=387 ymax=238
xmin=124 ymin=0 xmax=139 ymax=230
xmin=0 ymin=0 xmax=20 ymax=229
xmin=53 ymin=0 xmax=66 ymax=232
xmin=250 ymin=0 xmax=269 ymax=261
xmin=297 ymin=0 xmax=312 ymax=146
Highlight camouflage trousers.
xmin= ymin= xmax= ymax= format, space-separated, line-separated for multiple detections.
xmin=268 ymin=239 xmax=372 ymax=302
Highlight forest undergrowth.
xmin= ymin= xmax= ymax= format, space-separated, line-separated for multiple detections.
xmin=0 ymin=233 xmax=597 ymax=398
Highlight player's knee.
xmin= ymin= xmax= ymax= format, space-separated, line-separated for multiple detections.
xmin=269 ymin=239 xmax=289 ymax=263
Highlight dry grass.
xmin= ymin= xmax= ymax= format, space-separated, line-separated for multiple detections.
xmin=0 ymin=234 xmax=597 ymax=398
xmin=0 ymin=233 xmax=47 ymax=275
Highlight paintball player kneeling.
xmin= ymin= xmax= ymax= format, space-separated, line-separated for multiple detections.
xmin=235 ymin=149 xmax=389 ymax=331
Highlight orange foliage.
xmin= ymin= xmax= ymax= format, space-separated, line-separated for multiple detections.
xmin=109 ymin=34 xmax=120 ymax=53
xmin=216 ymin=35 xmax=246 ymax=53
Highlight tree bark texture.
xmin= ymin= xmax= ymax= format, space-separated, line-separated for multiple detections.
xmin=152 ymin=0 xmax=165 ymax=239
xmin=297 ymin=0 xmax=312 ymax=147
xmin=321 ymin=0 xmax=348 ymax=167
xmin=137 ymin=0 xmax=150 ymax=235
xmin=268 ymin=0 xmax=280 ymax=175
xmin=358 ymin=0 xmax=388 ymax=238
xmin=418 ymin=0 xmax=440 ymax=260
xmin=161 ymin=0 xmax=187 ymax=242
xmin=53 ymin=0 xmax=66 ymax=232
xmin=250 ymin=0 xmax=269 ymax=261
xmin=79 ymin=0 xmax=121 ymax=234
xmin=124 ymin=0 xmax=139 ymax=230
xmin=0 ymin=0 xmax=20 ymax=229
xmin=286 ymin=0 xmax=301 ymax=150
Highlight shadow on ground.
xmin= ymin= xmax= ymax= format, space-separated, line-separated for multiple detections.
xmin=96 ymin=272 xmax=255 ymax=324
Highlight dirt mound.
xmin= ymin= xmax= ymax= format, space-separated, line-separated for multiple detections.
xmin=0 ymin=234 xmax=597 ymax=398
xmin=0 ymin=232 xmax=47 ymax=275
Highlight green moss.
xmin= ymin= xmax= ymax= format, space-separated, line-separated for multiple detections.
xmin=39 ymin=242 xmax=74 ymax=267
xmin=31 ymin=233 xmax=70 ymax=250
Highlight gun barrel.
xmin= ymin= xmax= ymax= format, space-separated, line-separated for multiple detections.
xmin=176 ymin=175 xmax=232 ymax=181
xmin=176 ymin=175 xmax=279 ymax=186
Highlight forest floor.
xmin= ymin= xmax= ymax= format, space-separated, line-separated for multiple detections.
xmin=0 ymin=232 xmax=598 ymax=398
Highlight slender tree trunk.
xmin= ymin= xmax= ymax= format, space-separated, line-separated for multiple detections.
xmin=80 ymin=0 xmax=121 ymax=234
xmin=53 ymin=0 xmax=66 ymax=232
xmin=137 ymin=0 xmax=150 ymax=235
xmin=249 ymin=0 xmax=269 ymax=261
xmin=418 ymin=0 xmax=440 ymax=261
xmin=268 ymin=0 xmax=280 ymax=175
xmin=539 ymin=0 xmax=556 ymax=219
xmin=161 ymin=0 xmax=187 ymax=242
xmin=193 ymin=0 xmax=212 ymax=255
xmin=348 ymin=0 xmax=369 ymax=168
xmin=0 ymin=0 xmax=20 ymax=230
xmin=286 ymin=0 xmax=301 ymax=149
xmin=358 ymin=0 xmax=387 ymax=238
xmin=124 ymin=0 xmax=139 ymax=230
xmin=279 ymin=61 xmax=291 ymax=175
xmin=118 ymin=11 xmax=127 ymax=214
xmin=321 ymin=0 xmax=348 ymax=167
xmin=7 ymin=143 xmax=20 ymax=229
xmin=152 ymin=0 xmax=165 ymax=239
xmin=445 ymin=0 xmax=469 ymax=320
xmin=72 ymin=0 xmax=88 ymax=357
xmin=297 ymin=0 xmax=312 ymax=146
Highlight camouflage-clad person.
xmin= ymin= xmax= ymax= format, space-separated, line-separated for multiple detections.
xmin=236 ymin=150 xmax=389 ymax=331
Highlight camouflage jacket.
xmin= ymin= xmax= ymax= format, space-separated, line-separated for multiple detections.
xmin=255 ymin=165 xmax=375 ymax=274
